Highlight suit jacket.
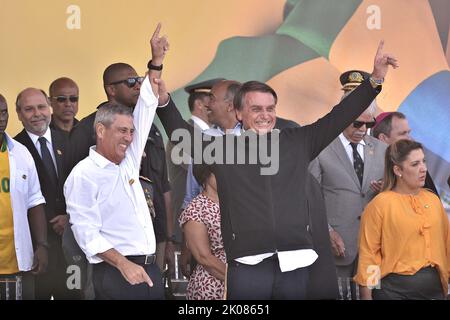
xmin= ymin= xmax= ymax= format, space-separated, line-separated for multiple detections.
xmin=310 ymin=135 xmax=387 ymax=266
xmin=14 ymin=128 xmax=68 ymax=244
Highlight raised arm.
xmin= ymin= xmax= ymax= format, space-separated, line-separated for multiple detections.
xmin=127 ymin=23 xmax=169 ymax=169
xmin=302 ymin=41 xmax=399 ymax=161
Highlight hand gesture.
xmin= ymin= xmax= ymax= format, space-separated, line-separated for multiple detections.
xmin=150 ymin=23 xmax=169 ymax=65
xmin=371 ymin=40 xmax=399 ymax=81
xmin=118 ymin=259 xmax=153 ymax=287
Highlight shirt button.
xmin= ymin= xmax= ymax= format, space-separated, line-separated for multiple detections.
xmin=361 ymin=193 xmax=365 ymax=198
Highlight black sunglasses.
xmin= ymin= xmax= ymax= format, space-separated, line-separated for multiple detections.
xmin=52 ymin=96 xmax=79 ymax=103
xmin=353 ymin=120 xmax=376 ymax=129
xmin=108 ymin=76 xmax=144 ymax=88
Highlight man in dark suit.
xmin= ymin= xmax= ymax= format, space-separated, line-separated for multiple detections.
xmin=14 ymin=88 xmax=77 ymax=299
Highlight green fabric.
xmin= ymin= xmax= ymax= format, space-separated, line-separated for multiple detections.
xmin=165 ymin=0 xmax=362 ymax=139
xmin=1 ymin=134 xmax=7 ymax=152
xmin=277 ymin=0 xmax=362 ymax=58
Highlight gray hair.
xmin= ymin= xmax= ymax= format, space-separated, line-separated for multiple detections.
xmin=94 ymin=102 xmax=133 ymax=130
xmin=341 ymin=90 xmax=377 ymax=117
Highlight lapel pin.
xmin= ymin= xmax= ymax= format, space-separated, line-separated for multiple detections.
xmin=57 ymin=149 xmax=62 ymax=155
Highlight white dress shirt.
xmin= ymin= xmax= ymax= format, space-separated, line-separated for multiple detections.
xmin=339 ymin=133 xmax=365 ymax=163
xmin=64 ymin=76 xmax=159 ymax=264
xmin=5 ymin=134 xmax=46 ymax=271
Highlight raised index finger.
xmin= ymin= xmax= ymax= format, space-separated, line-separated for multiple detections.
xmin=151 ymin=23 xmax=162 ymax=40
xmin=375 ymin=40 xmax=384 ymax=57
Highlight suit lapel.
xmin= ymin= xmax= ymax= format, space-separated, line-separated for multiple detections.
xmin=330 ymin=138 xmax=361 ymax=189
xmin=16 ymin=130 xmax=44 ymax=170
xmin=362 ymin=137 xmax=375 ymax=190
xmin=51 ymin=129 xmax=65 ymax=179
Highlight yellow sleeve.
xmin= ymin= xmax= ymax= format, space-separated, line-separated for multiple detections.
xmin=354 ymin=200 xmax=383 ymax=287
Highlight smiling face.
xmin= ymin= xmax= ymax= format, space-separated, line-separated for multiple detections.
xmin=16 ymin=88 xmax=51 ymax=136
xmin=96 ymin=114 xmax=134 ymax=164
xmin=207 ymin=82 xmax=232 ymax=128
xmin=394 ymin=148 xmax=427 ymax=192
xmin=236 ymin=91 xmax=276 ymax=134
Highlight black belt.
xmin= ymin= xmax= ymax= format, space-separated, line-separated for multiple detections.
xmin=126 ymin=254 xmax=157 ymax=265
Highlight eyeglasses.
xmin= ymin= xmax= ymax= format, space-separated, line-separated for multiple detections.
xmin=51 ymin=96 xmax=79 ymax=103
xmin=108 ymin=77 xmax=144 ymax=88
xmin=353 ymin=120 xmax=376 ymax=129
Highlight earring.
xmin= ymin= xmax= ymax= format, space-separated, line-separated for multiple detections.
xmin=399 ymin=174 xmax=402 ymax=178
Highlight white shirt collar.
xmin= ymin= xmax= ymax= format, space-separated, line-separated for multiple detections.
xmin=191 ymin=116 xmax=210 ymax=131
xmin=338 ymin=133 xmax=366 ymax=147
xmin=88 ymin=146 xmax=117 ymax=169
xmin=26 ymin=127 xmax=52 ymax=146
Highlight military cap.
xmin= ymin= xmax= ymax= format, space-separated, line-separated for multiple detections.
xmin=340 ymin=70 xmax=371 ymax=92
xmin=184 ymin=78 xmax=226 ymax=94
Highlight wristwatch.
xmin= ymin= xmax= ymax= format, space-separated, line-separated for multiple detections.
xmin=369 ymin=76 xmax=384 ymax=88
xmin=147 ymin=59 xmax=163 ymax=71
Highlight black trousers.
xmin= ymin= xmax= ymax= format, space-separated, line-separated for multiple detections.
xmin=373 ymin=267 xmax=445 ymax=300
xmin=226 ymin=255 xmax=309 ymax=300
xmin=92 ymin=262 xmax=164 ymax=300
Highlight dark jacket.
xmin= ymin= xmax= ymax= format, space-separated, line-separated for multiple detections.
xmin=157 ymin=79 xmax=379 ymax=264
xmin=14 ymin=128 xmax=68 ymax=243
xmin=276 ymin=117 xmax=338 ymax=299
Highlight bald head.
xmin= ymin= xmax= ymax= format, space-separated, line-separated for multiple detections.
xmin=0 ymin=94 xmax=6 ymax=106
xmin=103 ymin=63 xmax=136 ymax=86
xmin=49 ymin=77 xmax=79 ymax=97
xmin=48 ymin=77 xmax=79 ymax=131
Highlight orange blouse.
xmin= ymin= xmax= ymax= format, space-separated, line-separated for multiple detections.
xmin=354 ymin=189 xmax=450 ymax=294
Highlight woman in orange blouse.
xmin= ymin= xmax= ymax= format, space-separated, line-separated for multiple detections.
xmin=355 ymin=139 xmax=449 ymax=300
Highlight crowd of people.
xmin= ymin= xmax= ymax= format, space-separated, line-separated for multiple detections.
xmin=0 ymin=24 xmax=449 ymax=300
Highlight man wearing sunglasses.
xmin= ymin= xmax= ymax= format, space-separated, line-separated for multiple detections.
xmin=49 ymin=77 xmax=80 ymax=134
xmin=309 ymin=70 xmax=388 ymax=300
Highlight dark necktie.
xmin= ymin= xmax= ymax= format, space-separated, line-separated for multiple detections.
xmin=350 ymin=142 xmax=364 ymax=185
xmin=38 ymin=137 xmax=58 ymax=186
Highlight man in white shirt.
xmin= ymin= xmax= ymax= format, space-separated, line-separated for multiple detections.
xmin=0 ymin=94 xmax=48 ymax=299
xmin=64 ymin=25 xmax=170 ymax=299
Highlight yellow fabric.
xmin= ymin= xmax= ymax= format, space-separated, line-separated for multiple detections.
xmin=0 ymin=144 xmax=19 ymax=274
xmin=354 ymin=189 xmax=450 ymax=295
